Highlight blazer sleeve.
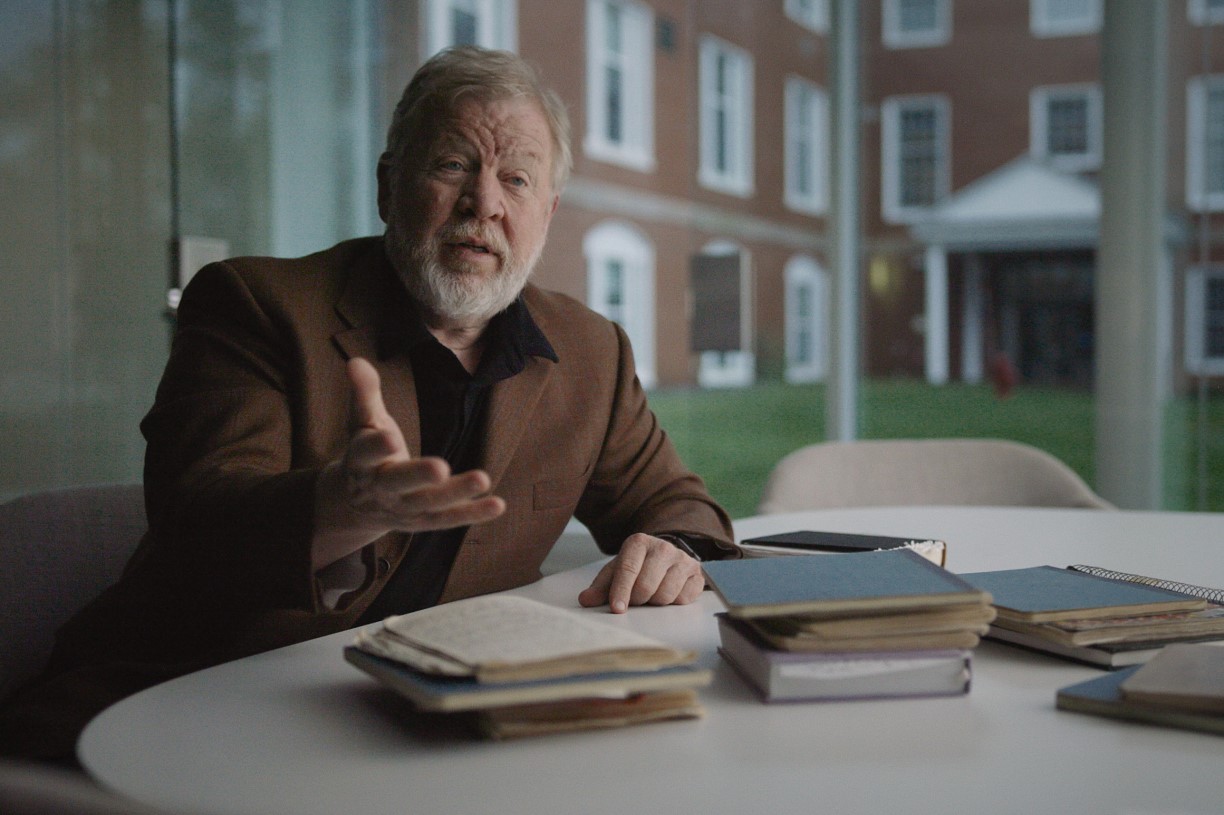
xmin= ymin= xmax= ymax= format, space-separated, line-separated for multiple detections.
xmin=136 ymin=260 xmax=330 ymax=616
xmin=573 ymin=322 xmax=736 ymax=557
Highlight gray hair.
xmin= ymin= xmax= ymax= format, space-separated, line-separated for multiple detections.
xmin=383 ymin=46 xmax=572 ymax=191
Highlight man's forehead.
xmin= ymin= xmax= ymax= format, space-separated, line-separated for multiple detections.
xmin=427 ymin=98 xmax=552 ymax=161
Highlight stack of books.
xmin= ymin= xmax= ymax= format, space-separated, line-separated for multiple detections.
xmin=701 ymin=548 xmax=995 ymax=702
xmin=1057 ymin=643 xmax=1224 ymax=736
xmin=960 ymin=565 xmax=1224 ymax=668
xmin=344 ymin=595 xmax=711 ymax=738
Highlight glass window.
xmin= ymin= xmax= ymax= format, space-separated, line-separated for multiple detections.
xmin=1190 ymin=0 xmax=1224 ymax=26
xmin=883 ymin=0 xmax=951 ymax=49
xmin=694 ymin=242 xmax=755 ymax=388
xmin=784 ymin=76 xmax=829 ymax=214
xmin=423 ymin=0 xmax=516 ymax=57
xmin=785 ymin=0 xmax=828 ymax=32
xmin=881 ymin=94 xmax=950 ymax=222
xmin=1030 ymin=0 xmax=1101 ymax=38
xmin=584 ymin=0 xmax=654 ymax=172
xmin=1187 ymin=75 xmax=1224 ymax=212
xmin=785 ymin=256 xmax=829 ymax=383
xmin=584 ymin=221 xmax=656 ymax=388
xmin=1186 ymin=267 xmax=1224 ymax=376
xmin=698 ymin=35 xmax=754 ymax=197
xmin=1031 ymin=83 xmax=1102 ymax=171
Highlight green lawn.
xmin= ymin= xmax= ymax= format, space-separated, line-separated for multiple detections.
xmin=649 ymin=379 xmax=1224 ymax=519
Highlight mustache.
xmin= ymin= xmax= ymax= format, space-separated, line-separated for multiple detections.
xmin=435 ymin=222 xmax=510 ymax=258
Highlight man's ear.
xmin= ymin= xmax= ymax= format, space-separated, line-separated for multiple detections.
xmin=376 ymin=156 xmax=393 ymax=224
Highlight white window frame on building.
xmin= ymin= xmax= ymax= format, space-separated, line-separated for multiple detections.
xmin=1189 ymin=0 xmax=1224 ymax=26
xmin=584 ymin=0 xmax=655 ymax=173
xmin=1030 ymin=82 xmax=1102 ymax=172
xmin=882 ymin=0 xmax=951 ymax=49
xmin=784 ymin=76 xmax=829 ymax=215
xmin=584 ymin=220 xmax=656 ymax=388
xmin=1030 ymin=0 xmax=1101 ymax=38
xmin=880 ymin=93 xmax=950 ymax=224
xmin=422 ymin=0 xmax=517 ymax=57
xmin=784 ymin=0 xmax=828 ymax=32
xmin=1185 ymin=266 xmax=1224 ymax=376
xmin=1187 ymin=74 xmax=1224 ymax=212
xmin=784 ymin=255 xmax=829 ymax=383
xmin=698 ymin=35 xmax=754 ymax=198
xmin=696 ymin=240 xmax=755 ymax=388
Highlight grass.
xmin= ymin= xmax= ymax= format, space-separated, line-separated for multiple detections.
xmin=649 ymin=379 xmax=1224 ymax=519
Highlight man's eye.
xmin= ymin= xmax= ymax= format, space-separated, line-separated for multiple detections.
xmin=439 ymin=160 xmax=465 ymax=172
xmin=506 ymin=175 xmax=528 ymax=188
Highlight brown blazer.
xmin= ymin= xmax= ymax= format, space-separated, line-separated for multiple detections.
xmin=0 ymin=237 xmax=732 ymax=760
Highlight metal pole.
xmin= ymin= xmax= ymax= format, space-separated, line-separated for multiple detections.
xmin=1095 ymin=1 xmax=1169 ymax=508
xmin=827 ymin=0 xmax=860 ymax=441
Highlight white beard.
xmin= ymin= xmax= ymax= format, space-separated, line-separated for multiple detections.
xmin=386 ymin=219 xmax=540 ymax=323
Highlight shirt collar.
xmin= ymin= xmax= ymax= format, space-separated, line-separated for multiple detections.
xmin=389 ymin=292 xmax=558 ymax=382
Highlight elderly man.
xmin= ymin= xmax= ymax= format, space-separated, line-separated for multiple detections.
xmin=0 ymin=46 xmax=735 ymax=763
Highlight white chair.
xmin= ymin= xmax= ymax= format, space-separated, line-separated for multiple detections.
xmin=0 ymin=484 xmax=146 ymax=702
xmin=758 ymin=439 xmax=1113 ymax=514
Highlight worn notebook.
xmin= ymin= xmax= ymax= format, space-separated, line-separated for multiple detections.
xmin=344 ymin=647 xmax=712 ymax=713
xmin=738 ymin=530 xmax=946 ymax=566
xmin=717 ymin=614 xmax=971 ymax=702
xmin=1119 ymin=643 xmax=1224 ymax=714
xmin=352 ymin=594 xmax=696 ymax=683
xmin=702 ymin=548 xmax=989 ymax=619
xmin=960 ymin=566 xmax=1207 ymax=623
xmin=1056 ymin=666 xmax=1224 ymax=737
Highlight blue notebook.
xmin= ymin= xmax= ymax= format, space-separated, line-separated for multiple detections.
xmin=701 ymin=548 xmax=989 ymax=619
xmin=960 ymin=566 xmax=1208 ymax=623
xmin=1056 ymin=668 xmax=1224 ymax=736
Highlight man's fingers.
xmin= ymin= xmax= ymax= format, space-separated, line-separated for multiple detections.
xmin=578 ymin=561 xmax=615 ymax=609
xmin=347 ymin=358 xmax=402 ymax=441
xmin=604 ymin=536 xmax=651 ymax=613
xmin=579 ymin=535 xmax=705 ymax=612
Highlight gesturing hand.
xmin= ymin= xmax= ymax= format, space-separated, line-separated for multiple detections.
xmin=578 ymin=533 xmax=705 ymax=614
xmin=311 ymin=358 xmax=505 ymax=571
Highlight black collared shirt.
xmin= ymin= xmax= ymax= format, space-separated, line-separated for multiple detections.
xmin=356 ymin=295 xmax=557 ymax=625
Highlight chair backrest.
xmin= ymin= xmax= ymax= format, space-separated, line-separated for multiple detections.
xmin=0 ymin=484 xmax=146 ymax=700
xmin=757 ymin=439 xmax=1113 ymax=514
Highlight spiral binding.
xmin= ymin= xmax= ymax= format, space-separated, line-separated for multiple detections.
xmin=1067 ymin=564 xmax=1224 ymax=605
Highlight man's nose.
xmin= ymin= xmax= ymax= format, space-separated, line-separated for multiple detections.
xmin=458 ymin=169 xmax=505 ymax=221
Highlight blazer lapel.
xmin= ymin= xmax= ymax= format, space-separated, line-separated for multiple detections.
xmin=331 ymin=254 xmax=422 ymax=457
xmin=480 ymin=357 xmax=552 ymax=487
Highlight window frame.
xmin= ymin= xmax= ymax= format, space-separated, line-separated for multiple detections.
xmin=784 ymin=255 xmax=829 ymax=383
xmin=1030 ymin=82 xmax=1102 ymax=172
xmin=1189 ymin=0 xmax=1224 ymax=26
xmin=882 ymin=0 xmax=952 ymax=50
xmin=584 ymin=0 xmax=655 ymax=172
xmin=584 ymin=220 xmax=657 ymax=388
xmin=784 ymin=75 xmax=829 ymax=215
xmin=880 ymin=93 xmax=951 ymax=224
xmin=1185 ymin=265 xmax=1224 ymax=376
xmin=785 ymin=0 xmax=828 ymax=32
xmin=696 ymin=241 xmax=755 ymax=388
xmin=1030 ymin=0 xmax=1101 ymax=38
xmin=422 ymin=0 xmax=517 ymax=57
xmin=1187 ymin=74 xmax=1224 ymax=212
xmin=698 ymin=35 xmax=755 ymax=198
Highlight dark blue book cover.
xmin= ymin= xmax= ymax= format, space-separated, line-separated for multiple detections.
xmin=960 ymin=566 xmax=1207 ymax=622
xmin=701 ymin=548 xmax=987 ymax=618
xmin=1056 ymin=667 xmax=1224 ymax=736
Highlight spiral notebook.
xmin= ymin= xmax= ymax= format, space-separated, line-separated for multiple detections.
xmin=1066 ymin=565 xmax=1224 ymax=605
